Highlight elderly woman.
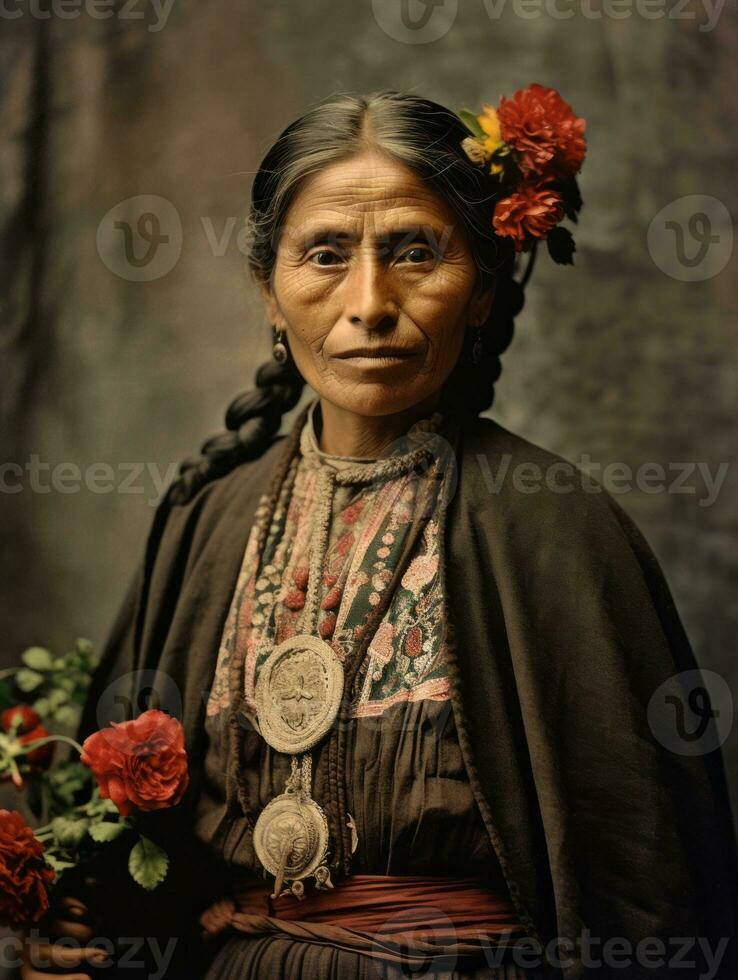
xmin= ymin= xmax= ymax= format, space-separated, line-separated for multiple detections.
xmin=24 ymin=89 xmax=737 ymax=979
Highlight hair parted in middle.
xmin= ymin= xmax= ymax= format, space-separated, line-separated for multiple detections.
xmin=169 ymin=89 xmax=528 ymax=507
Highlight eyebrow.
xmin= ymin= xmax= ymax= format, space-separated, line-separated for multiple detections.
xmin=290 ymin=224 xmax=450 ymax=248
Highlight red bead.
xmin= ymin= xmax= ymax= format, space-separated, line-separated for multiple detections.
xmin=318 ymin=614 xmax=337 ymax=638
xmin=293 ymin=566 xmax=309 ymax=591
xmin=324 ymin=573 xmax=338 ymax=588
xmin=321 ymin=585 xmax=343 ymax=611
xmin=341 ymin=501 xmax=364 ymax=525
xmin=284 ymin=588 xmax=306 ymax=611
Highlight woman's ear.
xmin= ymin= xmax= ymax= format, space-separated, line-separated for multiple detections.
xmin=469 ymin=277 xmax=497 ymax=329
xmin=259 ymin=279 xmax=283 ymax=329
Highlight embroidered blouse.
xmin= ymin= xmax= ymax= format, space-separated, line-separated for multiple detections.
xmin=194 ymin=398 xmax=526 ymax=977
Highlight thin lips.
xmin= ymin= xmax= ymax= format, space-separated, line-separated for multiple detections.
xmin=336 ymin=347 xmax=420 ymax=359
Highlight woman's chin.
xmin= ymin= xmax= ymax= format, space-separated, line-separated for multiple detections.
xmin=319 ymin=379 xmax=435 ymax=419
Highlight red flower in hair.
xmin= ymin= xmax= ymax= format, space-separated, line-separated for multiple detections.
xmin=493 ymin=179 xmax=565 ymax=252
xmin=0 ymin=809 xmax=55 ymax=930
xmin=497 ymin=83 xmax=586 ymax=179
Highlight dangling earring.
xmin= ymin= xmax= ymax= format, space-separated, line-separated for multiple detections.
xmin=272 ymin=326 xmax=288 ymax=364
xmin=471 ymin=326 xmax=484 ymax=365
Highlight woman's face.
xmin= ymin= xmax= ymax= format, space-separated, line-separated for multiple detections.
xmin=261 ymin=148 xmax=495 ymax=418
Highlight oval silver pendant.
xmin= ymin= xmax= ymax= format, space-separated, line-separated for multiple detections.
xmin=253 ymin=793 xmax=330 ymax=891
xmin=255 ymin=634 xmax=344 ymax=754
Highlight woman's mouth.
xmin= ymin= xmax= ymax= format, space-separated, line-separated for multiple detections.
xmin=334 ymin=346 xmax=422 ymax=363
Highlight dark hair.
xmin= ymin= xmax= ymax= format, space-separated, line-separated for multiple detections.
xmin=169 ymin=89 xmax=528 ymax=505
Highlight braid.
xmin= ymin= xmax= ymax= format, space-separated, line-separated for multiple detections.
xmin=440 ymin=243 xmax=528 ymax=419
xmin=167 ymin=353 xmax=305 ymax=506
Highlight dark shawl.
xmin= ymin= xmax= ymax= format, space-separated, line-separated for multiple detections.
xmin=79 ymin=410 xmax=738 ymax=978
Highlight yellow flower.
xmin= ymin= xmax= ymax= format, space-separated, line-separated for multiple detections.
xmin=478 ymin=104 xmax=503 ymax=154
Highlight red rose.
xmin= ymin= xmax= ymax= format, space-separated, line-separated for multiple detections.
xmin=1 ymin=705 xmax=39 ymax=733
xmin=1 ymin=705 xmax=54 ymax=775
xmin=80 ymin=709 xmax=189 ymax=818
xmin=0 ymin=809 xmax=55 ymax=930
xmin=497 ymin=83 xmax=586 ymax=180
xmin=493 ymin=179 xmax=565 ymax=252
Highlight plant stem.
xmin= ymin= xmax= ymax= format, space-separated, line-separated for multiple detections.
xmin=21 ymin=734 xmax=84 ymax=755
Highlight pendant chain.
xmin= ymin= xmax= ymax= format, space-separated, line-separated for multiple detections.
xmin=300 ymin=466 xmax=336 ymax=634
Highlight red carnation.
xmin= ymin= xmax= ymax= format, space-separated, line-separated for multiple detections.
xmin=80 ymin=709 xmax=189 ymax=818
xmin=0 ymin=809 xmax=55 ymax=930
xmin=1 ymin=705 xmax=54 ymax=776
xmin=493 ymin=179 xmax=565 ymax=252
xmin=497 ymin=83 xmax=586 ymax=180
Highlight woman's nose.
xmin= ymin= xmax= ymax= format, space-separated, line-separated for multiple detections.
xmin=345 ymin=257 xmax=398 ymax=330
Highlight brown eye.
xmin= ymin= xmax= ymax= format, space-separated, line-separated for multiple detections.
xmin=399 ymin=246 xmax=435 ymax=264
xmin=309 ymin=249 xmax=342 ymax=266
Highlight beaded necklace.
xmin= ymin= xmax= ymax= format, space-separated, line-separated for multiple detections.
xmin=229 ymin=399 xmax=449 ymax=900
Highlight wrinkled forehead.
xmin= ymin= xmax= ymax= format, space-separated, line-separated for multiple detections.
xmin=280 ymin=151 xmax=462 ymax=243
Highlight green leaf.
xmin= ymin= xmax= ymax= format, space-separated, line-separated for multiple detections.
xmin=51 ymin=816 xmax=89 ymax=848
xmin=54 ymin=705 xmax=80 ymax=728
xmin=46 ymin=689 xmax=67 ymax=710
xmin=547 ymin=226 xmax=576 ymax=266
xmin=22 ymin=647 xmax=54 ymax=671
xmin=16 ymin=668 xmax=45 ymax=692
xmin=32 ymin=697 xmax=51 ymax=718
xmin=89 ymin=821 xmax=125 ymax=843
xmin=128 ymin=836 xmax=169 ymax=891
xmin=48 ymin=760 xmax=90 ymax=790
xmin=458 ymin=109 xmax=485 ymax=140
xmin=44 ymin=853 xmax=74 ymax=873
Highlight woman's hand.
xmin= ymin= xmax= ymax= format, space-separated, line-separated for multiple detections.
xmin=20 ymin=896 xmax=110 ymax=980
xmin=199 ymin=896 xmax=236 ymax=938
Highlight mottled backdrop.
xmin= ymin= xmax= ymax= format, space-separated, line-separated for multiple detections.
xmin=1 ymin=0 xmax=736 ymax=843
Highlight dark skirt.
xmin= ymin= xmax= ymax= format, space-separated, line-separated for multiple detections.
xmin=197 ymin=700 xmax=546 ymax=979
